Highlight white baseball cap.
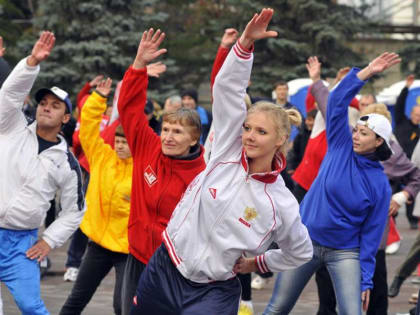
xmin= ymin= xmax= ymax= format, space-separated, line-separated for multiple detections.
xmin=356 ymin=113 xmax=393 ymax=154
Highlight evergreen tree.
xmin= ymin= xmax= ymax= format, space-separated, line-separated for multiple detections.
xmin=399 ymin=44 xmax=420 ymax=77
xmin=0 ymin=0 xmax=34 ymax=64
xmin=17 ymin=0 xmax=162 ymax=101
xmin=15 ymin=0 xmax=366 ymax=104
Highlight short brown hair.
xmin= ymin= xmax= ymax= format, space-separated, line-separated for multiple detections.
xmin=162 ymin=108 xmax=202 ymax=142
xmin=274 ymin=81 xmax=288 ymax=89
xmin=115 ymin=124 xmax=126 ymax=138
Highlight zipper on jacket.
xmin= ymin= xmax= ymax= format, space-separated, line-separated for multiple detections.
xmin=189 ymin=182 xmax=242 ymax=276
xmin=153 ymin=160 xmax=173 ymax=250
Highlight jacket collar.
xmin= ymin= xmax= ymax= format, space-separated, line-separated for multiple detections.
xmin=240 ymin=149 xmax=286 ymax=184
xmin=28 ymin=121 xmax=69 ymax=154
xmin=162 ymin=144 xmax=205 ymax=169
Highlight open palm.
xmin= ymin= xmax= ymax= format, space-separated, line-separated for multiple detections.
xmin=241 ymin=8 xmax=278 ymax=42
xmin=31 ymin=31 xmax=55 ymax=62
xmin=306 ymin=56 xmax=321 ymax=81
xmin=96 ymin=78 xmax=112 ymax=97
xmin=134 ymin=28 xmax=167 ymax=70
xmin=369 ymin=52 xmax=400 ymax=75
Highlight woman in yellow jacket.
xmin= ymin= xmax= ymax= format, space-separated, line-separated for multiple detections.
xmin=60 ymin=78 xmax=133 ymax=315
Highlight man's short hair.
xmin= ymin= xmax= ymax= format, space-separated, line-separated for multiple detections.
xmin=274 ymin=81 xmax=288 ymax=89
xmin=115 ymin=124 xmax=125 ymax=138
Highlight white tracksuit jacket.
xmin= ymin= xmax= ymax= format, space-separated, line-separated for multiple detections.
xmin=0 ymin=57 xmax=85 ymax=249
xmin=163 ymin=42 xmax=313 ymax=283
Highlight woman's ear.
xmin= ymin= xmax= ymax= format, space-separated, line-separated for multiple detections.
xmin=375 ymin=137 xmax=384 ymax=148
xmin=276 ymin=134 xmax=287 ymax=148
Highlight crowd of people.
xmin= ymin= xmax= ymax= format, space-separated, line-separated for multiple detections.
xmin=2 ymin=7 xmax=420 ymax=315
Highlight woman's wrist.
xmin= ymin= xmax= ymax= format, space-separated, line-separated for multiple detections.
xmin=239 ymin=35 xmax=254 ymax=51
xmin=133 ymin=59 xmax=147 ymax=70
xmin=27 ymin=55 xmax=40 ymax=67
xmin=356 ymin=66 xmax=373 ymax=81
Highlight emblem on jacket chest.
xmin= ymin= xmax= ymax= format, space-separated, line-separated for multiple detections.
xmin=144 ymin=165 xmax=158 ymax=187
xmin=239 ymin=206 xmax=257 ymax=228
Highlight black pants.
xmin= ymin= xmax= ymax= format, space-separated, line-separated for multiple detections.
xmin=395 ymin=231 xmax=420 ymax=280
xmin=316 ymin=250 xmax=387 ymax=315
xmin=121 ymin=254 xmax=146 ymax=315
xmin=367 ymin=250 xmax=388 ymax=315
xmin=238 ymin=273 xmax=251 ymax=301
xmin=315 ymin=266 xmax=337 ymax=315
xmin=60 ymin=241 xmax=127 ymax=315
xmin=65 ymin=228 xmax=89 ymax=268
xmin=407 ymin=202 xmax=419 ymax=226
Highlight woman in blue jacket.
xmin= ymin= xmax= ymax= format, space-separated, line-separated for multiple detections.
xmin=263 ymin=53 xmax=401 ymax=315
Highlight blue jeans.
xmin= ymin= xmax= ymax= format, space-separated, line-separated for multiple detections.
xmin=263 ymin=242 xmax=361 ymax=315
xmin=0 ymin=228 xmax=49 ymax=315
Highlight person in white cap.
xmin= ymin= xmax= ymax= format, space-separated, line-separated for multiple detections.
xmin=264 ymin=52 xmax=400 ymax=315
xmin=0 ymin=31 xmax=85 ymax=314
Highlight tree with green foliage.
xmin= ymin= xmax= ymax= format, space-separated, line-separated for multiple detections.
xmin=398 ymin=44 xmax=420 ymax=77
xmin=12 ymin=0 xmax=366 ymax=105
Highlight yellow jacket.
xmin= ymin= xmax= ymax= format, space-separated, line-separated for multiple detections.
xmin=79 ymin=92 xmax=132 ymax=253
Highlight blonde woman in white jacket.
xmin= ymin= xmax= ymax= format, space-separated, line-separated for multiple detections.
xmin=130 ymin=8 xmax=312 ymax=315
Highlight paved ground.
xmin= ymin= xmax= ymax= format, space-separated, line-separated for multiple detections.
xmin=2 ymin=215 xmax=420 ymax=314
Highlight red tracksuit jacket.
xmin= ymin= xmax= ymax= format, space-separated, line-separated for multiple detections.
xmin=118 ymin=66 xmax=206 ymax=264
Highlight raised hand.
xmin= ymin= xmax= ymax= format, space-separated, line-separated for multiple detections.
xmin=0 ymin=37 xmax=5 ymax=57
xmin=27 ymin=31 xmax=55 ymax=66
xmin=369 ymin=52 xmax=401 ymax=75
xmin=133 ymin=28 xmax=167 ymax=70
xmin=357 ymin=52 xmax=401 ymax=81
xmin=221 ymin=28 xmax=239 ymax=49
xmin=306 ymin=56 xmax=321 ymax=82
xmin=406 ymin=74 xmax=415 ymax=88
xmin=90 ymin=75 xmax=104 ymax=87
xmin=146 ymin=61 xmax=167 ymax=78
xmin=96 ymin=78 xmax=112 ymax=97
xmin=239 ymin=8 xmax=278 ymax=50
xmin=336 ymin=67 xmax=351 ymax=81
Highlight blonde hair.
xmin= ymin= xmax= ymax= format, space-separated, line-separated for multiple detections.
xmin=162 ymin=108 xmax=202 ymax=142
xmin=360 ymin=103 xmax=392 ymax=125
xmin=247 ymin=101 xmax=302 ymax=156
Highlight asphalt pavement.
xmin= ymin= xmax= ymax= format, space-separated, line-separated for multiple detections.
xmin=2 ymin=214 xmax=420 ymax=314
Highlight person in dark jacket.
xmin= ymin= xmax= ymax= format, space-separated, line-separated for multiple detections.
xmin=394 ymin=74 xmax=420 ymax=229
xmin=395 ymin=74 xmax=420 ymax=159
xmin=181 ymin=89 xmax=212 ymax=144
xmin=287 ymin=109 xmax=317 ymax=174
xmin=0 ymin=36 xmax=10 ymax=88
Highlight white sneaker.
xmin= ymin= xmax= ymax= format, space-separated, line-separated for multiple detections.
xmin=251 ymin=275 xmax=270 ymax=290
xmin=63 ymin=267 xmax=79 ymax=282
xmin=385 ymin=241 xmax=401 ymax=255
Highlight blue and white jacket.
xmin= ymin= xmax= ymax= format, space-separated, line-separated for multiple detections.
xmin=300 ymin=68 xmax=391 ymax=291
xmin=164 ymin=43 xmax=312 ymax=283
xmin=0 ymin=58 xmax=85 ymax=249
